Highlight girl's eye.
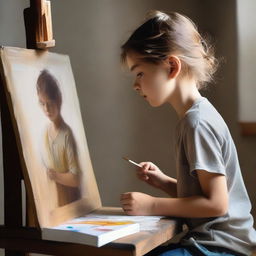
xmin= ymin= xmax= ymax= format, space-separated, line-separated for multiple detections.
xmin=137 ymin=72 xmax=143 ymax=78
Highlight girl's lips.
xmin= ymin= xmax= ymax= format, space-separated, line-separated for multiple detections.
xmin=138 ymin=92 xmax=147 ymax=98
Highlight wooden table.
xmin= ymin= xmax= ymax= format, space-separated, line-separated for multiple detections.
xmin=0 ymin=207 xmax=181 ymax=256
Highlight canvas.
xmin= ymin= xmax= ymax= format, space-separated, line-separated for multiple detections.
xmin=0 ymin=46 xmax=102 ymax=227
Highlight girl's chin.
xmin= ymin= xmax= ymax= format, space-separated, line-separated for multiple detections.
xmin=148 ymin=100 xmax=162 ymax=107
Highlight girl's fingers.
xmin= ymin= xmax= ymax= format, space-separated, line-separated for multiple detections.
xmin=139 ymin=162 xmax=157 ymax=171
xmin=136 ymin=172 xmax=149 ymax=182
xmin=141 ymin=174 xmax=149 ymax=181
xmin=143 ymin=163 xmax=151 ymax=171
xmin=122 ymin=202 xmax=131 ymax=207
xmin=136 ymin=163 xmax=154 ymax=181
xmin=120 ymin=193 xmax=130 ymax=200
xmin=139 ymin=162 xmax=150 ymax=170
xmin=120 ymin=198 xmax=131 ymax=204
xmin=120 ymin=194 xmax=133 ymax=212
xmin=120 ymin=192 xmax=134 ymax=202
xmin=137 ymin=162 xmax=150 ymax=173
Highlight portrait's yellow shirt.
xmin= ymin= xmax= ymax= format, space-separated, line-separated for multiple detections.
xmin=41 ymin=122 xmax=80 ymax=206
xmin=42 ymin=123 xmax=79 ymax=175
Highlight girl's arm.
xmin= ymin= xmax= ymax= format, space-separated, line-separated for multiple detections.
xmin=121 ymin=170 xmax=228 ymax=217
xmin=159 ymin=176 xmax=177 ymax=197
xmin=48 ymin=169 xmax=79 ymax=187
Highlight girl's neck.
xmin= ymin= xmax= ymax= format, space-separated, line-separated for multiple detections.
xmin=168 ymin=78 xmax=202 ymax=119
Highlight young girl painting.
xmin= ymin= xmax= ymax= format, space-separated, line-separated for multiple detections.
xmin=120 ymin=11 xmax=256 ymax=256
xmin=37 ymin=69 xmax=80 ymax=207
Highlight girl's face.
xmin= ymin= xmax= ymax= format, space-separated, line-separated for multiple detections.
xmin=38 ymin=91 xmax=60 ymax=122
xmin=126 ymin=52 xmax=176 ymax=107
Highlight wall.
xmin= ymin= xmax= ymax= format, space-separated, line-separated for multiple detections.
xmin=237 ymin=0 xmax=256 ymax=122
xmin=0 ymin=1 xmax=255 ymax=255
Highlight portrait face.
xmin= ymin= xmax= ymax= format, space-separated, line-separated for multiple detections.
xmin=38 ymin=91 xmax=61 ymax=122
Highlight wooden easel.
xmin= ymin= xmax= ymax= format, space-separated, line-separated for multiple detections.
xmin=0 ymin=1 xmax=54 ymax=255
xmin=0 ymin=1 xmax=181 ymax=255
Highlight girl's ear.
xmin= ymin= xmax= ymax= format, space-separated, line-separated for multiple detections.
xmin=167 ymin=56 xmax=181 ymax=79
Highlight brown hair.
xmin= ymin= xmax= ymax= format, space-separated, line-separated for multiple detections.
xmin=36 ymin=69 xmax=62 ymax=107
xmin=121 ymin=10 xmax=219 ymax=89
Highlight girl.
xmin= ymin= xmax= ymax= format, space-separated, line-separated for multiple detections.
xmin=120 ymin=11 xmax=256 ymax=256
xmin=37 ymin=69 xmax=80 ymax=207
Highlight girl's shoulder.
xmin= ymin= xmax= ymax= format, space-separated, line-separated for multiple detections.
xmin=179 ymin=98 xmax=228 ymax=140
xmin=178 ymin=97 xmax=207 ymax=130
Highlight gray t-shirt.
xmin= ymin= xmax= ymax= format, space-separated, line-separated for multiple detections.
xmin=175 ymin=97 xmax=256 ymax=255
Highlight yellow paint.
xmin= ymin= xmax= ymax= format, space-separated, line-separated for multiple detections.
xmin=69 ymin=220 xmax=135 ymax=226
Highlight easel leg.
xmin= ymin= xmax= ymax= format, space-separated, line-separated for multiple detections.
xmin=0 ymin=69 xmax=24 ymax=256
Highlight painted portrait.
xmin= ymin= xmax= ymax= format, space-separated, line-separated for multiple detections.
xmin=0 ymin=47 xmax=101 ymax=227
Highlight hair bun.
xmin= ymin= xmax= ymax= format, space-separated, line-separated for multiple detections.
xmin=146 ymin=10 xmax=169 ymax=21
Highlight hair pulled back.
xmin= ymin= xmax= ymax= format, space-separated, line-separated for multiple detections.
xmin=121 ymin=10 xmax=219 ymax=89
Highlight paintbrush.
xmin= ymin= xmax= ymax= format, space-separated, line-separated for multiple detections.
xmin=122 ymin=156 xmax=142 ymax=168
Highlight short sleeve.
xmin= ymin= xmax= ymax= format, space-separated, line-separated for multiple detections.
xmin=65 ymin=131 xmax=80 ymax=175
xmin=183 ymin=121 xmax=226 ymax=177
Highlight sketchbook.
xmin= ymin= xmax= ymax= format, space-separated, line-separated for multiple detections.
xmin=42 ymin=213 xmax=142 ymax=247
xmin=42 ymin=213 xmax=163 ymax=247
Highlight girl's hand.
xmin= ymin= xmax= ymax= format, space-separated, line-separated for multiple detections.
xmin=120 ymin=192 xmax=155 ymax=215
xmin=137 ymin=162 xmax=169 ymax=190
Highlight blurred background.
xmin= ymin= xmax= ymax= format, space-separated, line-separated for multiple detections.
xmin=0 ymin=0 xmax=256 ymax=254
